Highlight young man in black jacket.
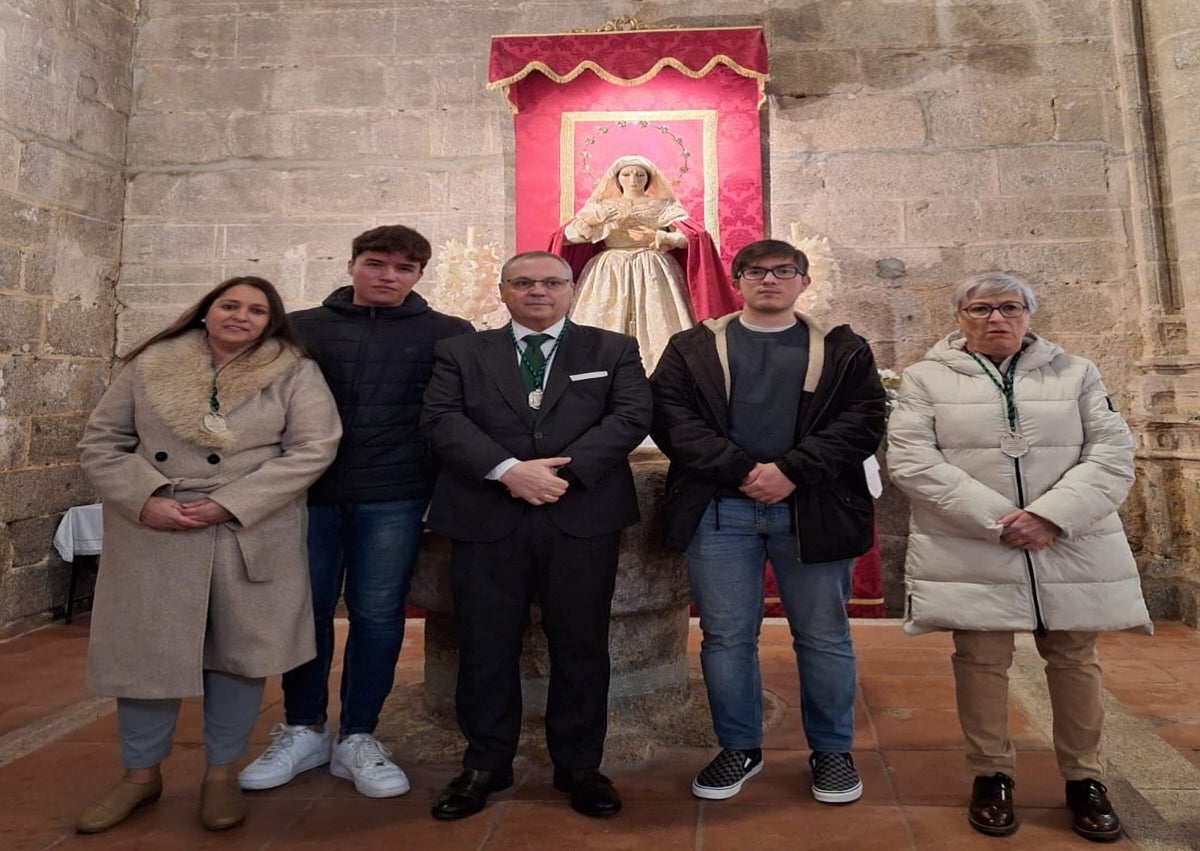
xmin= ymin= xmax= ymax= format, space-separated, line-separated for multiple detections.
xmin=240 ymin=225 xmax=472 ymax=797
xmin=650 ymin=239 xmax=885 ymax=805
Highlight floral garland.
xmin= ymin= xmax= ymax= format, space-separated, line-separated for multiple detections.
xmin=579 ymin=120 xmax=691 ymax=186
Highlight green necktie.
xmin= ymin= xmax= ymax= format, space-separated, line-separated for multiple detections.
xmin=519 ymin=333 xmax=551 ymax=399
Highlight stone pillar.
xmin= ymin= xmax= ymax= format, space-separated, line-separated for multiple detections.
xmin=1142 ymin=1 xmax=1200 ymax=350
xmin=1128 ymin=0 xmax=1200 ymax=619
xmin=406 ymin=447 xmax=724 ymax=760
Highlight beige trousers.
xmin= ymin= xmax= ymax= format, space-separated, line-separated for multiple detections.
xmin=952 ymin=629 xmax=1104 ymax=781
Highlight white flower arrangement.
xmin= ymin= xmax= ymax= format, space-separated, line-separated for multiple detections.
xmin=788 ymin=224 xmax=837 ymax=320
xmin=421 ymin=229 xmax=509 ymax=329
xmin=878 ymin=367 xmax=901 ymax=416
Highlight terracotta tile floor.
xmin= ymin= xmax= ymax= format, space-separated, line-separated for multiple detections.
xmin=2 ymin=618 xmax=1198 ymax=849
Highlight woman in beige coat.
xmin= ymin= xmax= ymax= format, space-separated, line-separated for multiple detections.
xmin=76 ymin=276 xmax=341 ymax=834
xmin=887 ymin=272 xmax=1150 ymax=843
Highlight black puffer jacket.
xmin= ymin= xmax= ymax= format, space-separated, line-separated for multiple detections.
xmin=291 ymin=287 xmax=473 ymax=504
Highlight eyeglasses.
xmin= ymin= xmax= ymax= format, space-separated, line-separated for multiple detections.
xmin=738 ymin=265 xmax=803 ymax=281
xmin=961 ymin=302 xmax=1028 ymax=319
xmin=502 ymin=278 xmax=572 ymax=291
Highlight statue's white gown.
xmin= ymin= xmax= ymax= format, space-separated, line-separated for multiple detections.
xmin=565 ymin=196 xmax=694 ymax=373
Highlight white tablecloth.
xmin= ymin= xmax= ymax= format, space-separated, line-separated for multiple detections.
xmin=53 ymin=504 xmax=104 ymax=561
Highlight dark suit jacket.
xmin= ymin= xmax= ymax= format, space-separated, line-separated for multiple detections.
xmin=421 ymin=323 xmax=652 ymax=542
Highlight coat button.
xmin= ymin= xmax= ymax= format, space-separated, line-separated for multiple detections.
xmin=534 ymin=432 xmax=543 ymax=439
xmin=154 ymin=451 xmax=168 ymax=462
xmin=206 ymin=453 xmax=220 ymax=465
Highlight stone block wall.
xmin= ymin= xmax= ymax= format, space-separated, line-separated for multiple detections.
xmin=4 ymin=0 xmax=1198 ymax=630
xmin=115 ymin=0 xmax=1193 ymax=618
xmin=120 ymin=0 xmax=573 ymax=350
xmin=118 ymin=0 xmax=1147 ymax=371
xmin=120 ymin=0 xmax=1153 ymax=617
xmin=0 ymin=0 xmax=136 ymax=637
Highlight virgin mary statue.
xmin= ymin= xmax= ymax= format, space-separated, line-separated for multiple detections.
xmin=550 ymin=155 xmax=738 ymax=371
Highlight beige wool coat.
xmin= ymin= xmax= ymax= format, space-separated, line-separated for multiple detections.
xmin=79 ymin=330 xmax=341 ymax=698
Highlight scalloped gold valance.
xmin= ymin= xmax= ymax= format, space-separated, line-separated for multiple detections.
xmin=487 ymin=26 xmax=768 ymax=112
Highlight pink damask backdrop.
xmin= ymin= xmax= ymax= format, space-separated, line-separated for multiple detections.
xmin=510 ymin=68 xmax=765 ymax=264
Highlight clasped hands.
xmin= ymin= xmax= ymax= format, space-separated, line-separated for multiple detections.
xmin=998 ymin=509 xmax=1061 ymax=552
xmin=139 ymin=496 xmax=234 ymax=531
xmin=500 ymin=457 xmax=572 ymax=506
xmin=740 ymin=462 xmax=795 ymax=505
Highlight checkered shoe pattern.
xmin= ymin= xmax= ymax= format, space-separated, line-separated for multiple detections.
xmin=692 ymin=749 xmax=763 ymax=800
xmin=810 ymin=752 xmax=863 ymax=804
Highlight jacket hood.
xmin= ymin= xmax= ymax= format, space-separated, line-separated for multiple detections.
xmin=699 ymin=309 xmax=836 ymax=338
xmin=698 ymin=310 xmax=843 ymax=397
xmin=321 ymin=285 xmax=432 ymax=318
xmin=924 ymin=331 xmax=1063 ymax=375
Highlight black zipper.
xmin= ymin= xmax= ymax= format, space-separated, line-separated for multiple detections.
xmin=338 ymin=306 xmax=378 ymax=496
xmin=1012 ymin=455 xmax=1047 ymax=635
xmin=804 ymin=347 xmax=861 ymax=432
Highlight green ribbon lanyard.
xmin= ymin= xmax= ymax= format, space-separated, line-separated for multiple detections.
xmin=203 ymin=367 xmax=229 ymax=434
xmin=967 ymin=350 xmax=1029 ymax=460
xmin=508 ymin=321 xmax=566 ymax=400
xmin=967 ymin=351 xmax=1021 ymax=429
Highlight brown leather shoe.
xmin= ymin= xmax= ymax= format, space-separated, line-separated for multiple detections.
xmin=76 ymin=777 xmax=163 ymax=834
xmin=1065 ymin=779 xmax=1122 ymax=842
xmin=968 ymin=772 xmax=1017 ymax=837
xmin=200 ymin=777 xmax=246 ymax=831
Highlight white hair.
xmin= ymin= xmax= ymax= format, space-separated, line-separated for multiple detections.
xmin=951 ymin=272 xmax=1038 ymax=314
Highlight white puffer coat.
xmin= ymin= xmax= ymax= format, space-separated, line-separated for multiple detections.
xmin=886 ymin=332 xmax=1151 ymax=635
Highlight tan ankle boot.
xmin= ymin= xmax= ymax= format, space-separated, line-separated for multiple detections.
xmin=200 ymin=777 xmax=246 ymax=831
xmin=76 ymin=776 xmax=163 ymax=833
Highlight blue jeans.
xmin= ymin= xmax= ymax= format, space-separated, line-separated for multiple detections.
xmin=283 ymin=499 xmax=425 ymax=736
xmin=686 ymin=498 xmax=857 ymax=752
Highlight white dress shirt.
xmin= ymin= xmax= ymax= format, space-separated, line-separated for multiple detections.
xmin=485 ymin=317 xmax=568 ymax=481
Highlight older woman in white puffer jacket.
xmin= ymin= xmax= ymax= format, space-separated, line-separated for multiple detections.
xmin=887 ymin=272 xmax=1151 ymax=844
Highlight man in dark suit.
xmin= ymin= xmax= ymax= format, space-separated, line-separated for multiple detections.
xmin=421 ymin=250 xmax=651 ymax=820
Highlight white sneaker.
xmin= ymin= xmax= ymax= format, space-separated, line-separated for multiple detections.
xmin=330 ymin=734 xmax=410 ymax=798
xmin=238 ymin=724 xmax=331 ymax=790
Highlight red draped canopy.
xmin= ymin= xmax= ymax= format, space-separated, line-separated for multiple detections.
xmin=487 ymin=27 xmax=769 ymax=112
xmin=487 ymin=26 xmax=769 ymax=262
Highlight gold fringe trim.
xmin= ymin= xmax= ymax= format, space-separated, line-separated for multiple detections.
xmin=489 ymin=56 xmax=769 ymax=112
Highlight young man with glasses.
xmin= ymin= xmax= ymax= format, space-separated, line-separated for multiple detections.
xmin=650 ymin=239 xmax=886 ymax=804
xmin=421 ymin=251 xmax=651 ymax=821
xmin=239 ymin=225 xmax=473 ymax=798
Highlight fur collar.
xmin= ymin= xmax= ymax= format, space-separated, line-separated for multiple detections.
xmin=135 ymin=330 xmax=299 ymax=449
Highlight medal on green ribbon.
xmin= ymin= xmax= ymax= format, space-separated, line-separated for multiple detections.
xmin=968 ymin=351 xmax=1028 ymax=458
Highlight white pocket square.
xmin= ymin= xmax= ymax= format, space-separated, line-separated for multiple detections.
xmin=569 ymin=371 xmax=608 ymax=382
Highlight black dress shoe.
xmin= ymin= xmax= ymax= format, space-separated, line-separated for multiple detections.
xmin=1066 ymin=779 xmax=1122 ymax=842
xmin=431 ymin=768 xmax=514 ymax=821
xmin=553 ymin=768 xmax=622 ymax=818
xmin=968 ymin=772 xmax=1017 ymax=837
